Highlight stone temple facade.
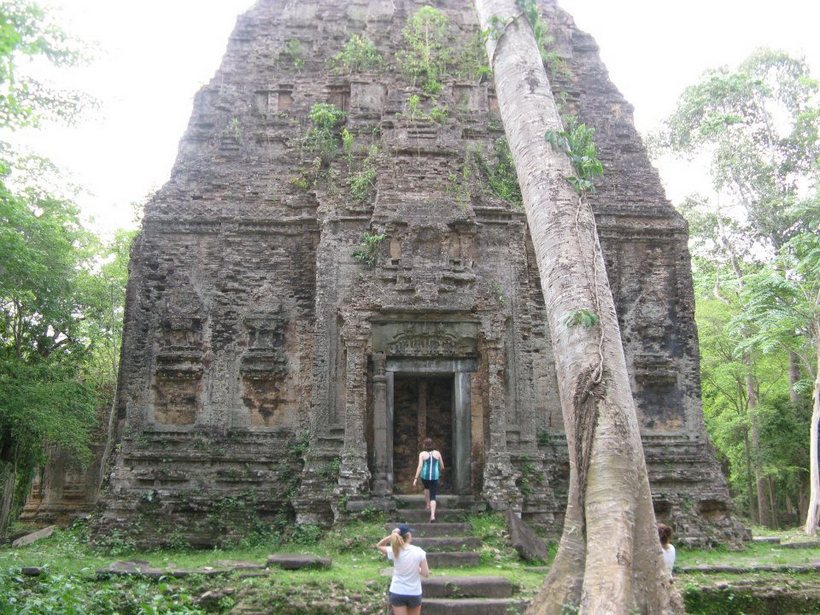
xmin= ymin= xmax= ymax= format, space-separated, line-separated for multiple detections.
xmin=93 ymin=0 xmax=746 ymax=547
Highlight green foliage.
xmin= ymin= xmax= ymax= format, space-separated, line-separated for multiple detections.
xmin=566 ymin=309 xmax=599 ymax=329
xmin=663 ymin=51 xmax=820 ymax=524
xmin=0 ymin=154 xmax=128 ymax=536
xmin=397 ymin=6 xmax=451 ymax=95
xmin=340 ymin=128 xmax=354 ymax=168
xmin=515 ymin=0 xmax=563 ymax=74
xmin=302 ymin=103 xmax=347 ymax=166
xmin=516 ymin=459 xmax=537 ymax=497
xmin=406 ymin=94 xmax=421 ymax=120
xmin=280 ymin=39 xmax=305 ymax=69
xmin=536 ymin=429 xmax=552 ymax=447
xmin=455 ymin=29 xmax=491 ymax=82
xmin=0 ymin=0 xmax=93 ymax=129
xmin=349 ymin=145 xmax=379 ymax=203
xmin=545 ymin=115 xmax=603 ymax=194
xmin=352 ymin=231 xmax=385 ymax=268
xmin=0 ymin=570 xmax=206 ymax=614
xmin=474 ymin=137 xmax=522 ymax=207
xmin=330 ymin=34 xmax=383 ymax=74
xmin=656 ymin=49 xmax=819 ymax=250
xmin=428 ymin=106 xmax=447 ymax=124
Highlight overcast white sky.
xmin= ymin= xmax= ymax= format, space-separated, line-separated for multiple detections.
xmin=11 ymin=0 xmax=820 ymax=236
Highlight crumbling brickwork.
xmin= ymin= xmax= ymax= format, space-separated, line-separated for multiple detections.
xmin=90 ymin=0 xmax=746 ymax=547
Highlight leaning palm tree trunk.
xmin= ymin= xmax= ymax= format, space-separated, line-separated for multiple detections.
xmin=471 ymin=1 xmax=682 ymax=612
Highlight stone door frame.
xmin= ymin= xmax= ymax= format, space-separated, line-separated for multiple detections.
xmin=373 ymin=357 xmax=477 ymax=496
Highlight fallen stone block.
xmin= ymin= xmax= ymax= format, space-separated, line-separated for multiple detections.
xmin=265 ymin=554 xmax=331 ymax=570
xmin=780 ymin=540 xmax=820 ymax=549
xmin=506 ymin=511 xmax=549 ymax=562
xmin=12 ymin=526 xmax=55 ymax=548
xmin=196 ymin=588 xmax=236 ymax=608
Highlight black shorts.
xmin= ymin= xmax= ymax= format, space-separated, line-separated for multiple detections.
xmin=389 ymin=592 xmax=422 ymax=607
xmin=421 ymin=478 xmax=439 ymax=501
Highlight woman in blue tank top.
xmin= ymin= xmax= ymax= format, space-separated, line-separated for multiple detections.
xmin=413 ymin=437 xmax=444 ymax=523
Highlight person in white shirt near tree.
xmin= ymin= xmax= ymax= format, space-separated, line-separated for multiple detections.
xmin=376 ymin=524 xmax=429 ymax=615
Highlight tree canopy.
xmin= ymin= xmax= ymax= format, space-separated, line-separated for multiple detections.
xmin=0 ymin=0 xmax=124 ymax=538
xmin=657 ymin=49 xmax=819 ymax=531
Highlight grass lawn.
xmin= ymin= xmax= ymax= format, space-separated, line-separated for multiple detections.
xmin=1 ymin=516 xmax=818 ymax=614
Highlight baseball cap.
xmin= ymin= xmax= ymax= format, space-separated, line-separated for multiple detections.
xmin=396 ymin=523 xmax=414 ymax=536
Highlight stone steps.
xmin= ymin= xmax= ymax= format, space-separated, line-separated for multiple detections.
xmin=395 ymin=508 xmax=467 ymax=522
xmin=412 ymin=536 xmax=482 ymax=551
xmin=427 ymin=551 xmax=481 ymax=567
xmin=384 ymin=522 xmax=471 ymax=537
xmin=392 ymin=494 xmax=480 ymax=508
xmin=422 ymin=598 xmax=528 ymax=615
xmin=386 ymin=496 xmax=529 ymax=613
xmin=422 ymin=575 xmax=513 ymax=598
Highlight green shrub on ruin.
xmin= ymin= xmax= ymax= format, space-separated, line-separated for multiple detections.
xmin=545 ymin=115 xmax=603 ymax=195
xmin=280 ymin=39 xmax=305 ymax=69
xmin=331 ymin=34 xmax=383 ymax=74
xmin=474 ymin=137 xmax=522 ymax=207
xmin=352 ymin=231 xmax=386 ymax=267
xmin=303 ymin=103 xmax=347 ymax=165
xmin=350 ymin=145 xmax=379 ymax=203
xmin=397 ymin=6 xmax=451 ymax=95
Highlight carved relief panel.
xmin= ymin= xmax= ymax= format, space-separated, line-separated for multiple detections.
xmin=240 ymin=312 xmax=289 ymax=427
xmin=153 ymin=315 xmax=204 ymax=426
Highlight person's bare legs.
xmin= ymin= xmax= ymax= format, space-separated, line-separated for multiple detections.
xmin=429 ymin=499 xmax=436 ymax=522
xmin=392 ymin=606 xmax=408 ymax=615
xmin=407 ymin=606 xmax=421 ymax=615
xmin=423 ymin=488 xmax=430 ymax=511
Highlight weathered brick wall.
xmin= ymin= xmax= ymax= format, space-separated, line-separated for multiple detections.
xmin=90 ymin=0 xmax=746 ymax=547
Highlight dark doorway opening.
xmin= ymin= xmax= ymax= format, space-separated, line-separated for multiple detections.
xmin=392 ymin=375 xmax=453 ymax=494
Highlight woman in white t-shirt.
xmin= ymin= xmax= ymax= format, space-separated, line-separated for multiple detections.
xmin=376 ymin=523 xmax=429 ymax=614
xmin=658 ymin=523 xmax=676 ymax=573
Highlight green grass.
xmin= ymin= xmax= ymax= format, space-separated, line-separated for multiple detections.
xmin=2 ymin=517 xmax=818 ymax=614
xmin=677 ymin=540 xmax=819 ymax=568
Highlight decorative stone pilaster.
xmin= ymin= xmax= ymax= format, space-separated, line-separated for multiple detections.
xmin=371 ymin=353 xmax=391 ymax=495
xmin=482 ymin=341 xmax=522 ymax=511
xmin=336 ymin=339 xmax=371 ymax=499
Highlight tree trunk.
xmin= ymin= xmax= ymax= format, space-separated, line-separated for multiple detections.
xmin=767 ymin=477 xmax=778 ymax=529
xmin=804 ymin=333 xmax=820 ymax=535
xmin=0 ymin=463 xmax=17 ymax=540
xmin=471 ymin=1 xmax=682 ymax=612
xmin=743 ymin=428 xmax=758 ymax=521
xmin=789 ymin=351 xmax=801 ymax=405
xmin=745 ymin=366 xmax=771 ymax=526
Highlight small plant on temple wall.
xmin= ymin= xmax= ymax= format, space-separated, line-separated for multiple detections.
xmin=224 ymin=116 xmax=242 ymax=143
xmin=429 ymin=106 xmax=447 ymax=123
xmin=331 ymin=33 xmax=384 ymax=74
xmin=280 ymin=38 xmax=305 ymax=69
xmin=352 ymin=231 xmax=386 ymax=267
xmin=302 ymin=103 xmax=347 ymax=166
xmin=341 ymin=127 xmax=355 ymax=170
xmin=350 ymin=144 xmax=379 ymax=202
xmin=456 ymin=29 xmax=491 ymax=81
xmin=474 ymin=137 xmax=522 ymax=208
xmin=545 ymin=115 xmax=603 ymax=195
xmin=515 ymin=0 xmax=566 ymax=76
xmin=397 ymin=6 xmax=451 ymax=95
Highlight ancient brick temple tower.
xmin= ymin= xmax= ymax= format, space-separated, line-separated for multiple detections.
xmin=94 ymin=0 xmax=746 ymax=547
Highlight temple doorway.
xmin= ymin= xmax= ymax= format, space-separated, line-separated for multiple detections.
xmin=392 ymin=375 xmax=453 ymax=494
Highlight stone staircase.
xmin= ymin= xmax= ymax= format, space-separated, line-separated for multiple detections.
xmin=388 ymin=495 xmax=529 ymax=615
